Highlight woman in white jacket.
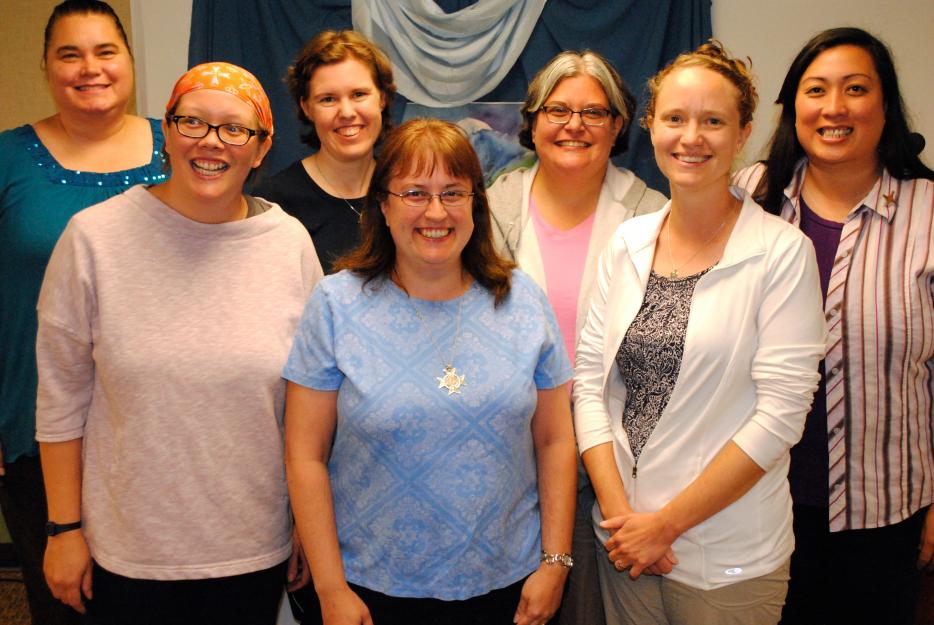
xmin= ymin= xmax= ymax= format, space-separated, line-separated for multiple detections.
xmin=573 ymin=42 xmax=825 ymax=625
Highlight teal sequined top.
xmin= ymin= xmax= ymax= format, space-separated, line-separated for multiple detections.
xmin=0 ymin=119 xmax=166 ymax=463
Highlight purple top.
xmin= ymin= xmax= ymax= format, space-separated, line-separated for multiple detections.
xmin=791 ymin=195 xmax=843 ymax=508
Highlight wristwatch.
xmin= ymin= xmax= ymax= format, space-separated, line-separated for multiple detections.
xmin=540 ymin=550 xmax=574 ymax=569
xmin=45 ymin=520 xmax=82 ymax=537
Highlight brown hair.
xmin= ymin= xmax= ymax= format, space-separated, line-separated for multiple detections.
xmin=286 ymin=30 xmax=396 ymax=149
xmin=335 ymin=118 xmax=515 ymax=305
xmin=642 ymin=40 xmax=758 ymax=129
xmin=42 ymin=0 xmax=132 ymax=67
xmin=518 ymin=50 xmax=636 ymax=157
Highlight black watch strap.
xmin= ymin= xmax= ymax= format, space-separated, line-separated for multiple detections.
xmin=45 ymin=520 xmax=82 ymax=537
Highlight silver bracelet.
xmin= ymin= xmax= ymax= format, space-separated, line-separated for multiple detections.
xmin=540 ymin=550 xmax=574 ymax=569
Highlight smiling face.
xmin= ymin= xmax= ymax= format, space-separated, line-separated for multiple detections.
xmin=44 ymin=13 xmax=134 ymax=117
xmin=794 ymin=44 xmax=885 ymax=172
xmin=302 ymin=57 xmax=385 ymax=163
xmin=163 ymin=89 xmax=271 ymax=207
xmin=380 ymin=162 xmax=475 ymax=280
xmin=531 ymin=74 xmax=623 ymax=177
xmin=649 ymin=66 xmax=751 ymax=195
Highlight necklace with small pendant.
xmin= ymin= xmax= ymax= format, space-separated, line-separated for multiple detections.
xmin=314 ymin=155 xmax=368 ymax=223
xmin=665 ymin=214 xmax=728 ymax=279
xmin=410 ymin=296 xmax=466 ymax=396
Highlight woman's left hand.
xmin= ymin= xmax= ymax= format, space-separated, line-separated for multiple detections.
xmin=513 ymin=565 xmax=568 ymax=625
xmin=918 ymin=505 xmax=934 ymax=571
xmin=286 ymin=526 xmax=311 ymax=591
xmin=601 ymin=511 xmax=679 ymax=579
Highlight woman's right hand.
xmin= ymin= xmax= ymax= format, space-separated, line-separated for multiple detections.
xmin=44 ymin=530 xmax=92 ymax=613
xmin=601 ymin=513 xmax=680 ymax=579
xmin=319 ymin=585 xmax=373 ymax=625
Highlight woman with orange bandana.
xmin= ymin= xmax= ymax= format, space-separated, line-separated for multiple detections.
xmin=35 ymin=62 xmax=322 ymax=625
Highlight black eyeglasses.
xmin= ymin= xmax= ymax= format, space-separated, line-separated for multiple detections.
xmin=540 ymin=105 xmax=613 ymax=126
xmin=167 ymin=115 xmax=263 ymax=146
xmin=385 ymin=189 xmax=474 ymax=208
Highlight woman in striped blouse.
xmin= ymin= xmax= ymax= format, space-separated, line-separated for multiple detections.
xmin=735 ymin=27 xmax=934 ymax=625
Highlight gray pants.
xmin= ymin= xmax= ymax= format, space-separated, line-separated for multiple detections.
xmin=554 ymin=473 xmax=605 ymax=625
xmin=596 ymin=539 xmax=789 ymax=625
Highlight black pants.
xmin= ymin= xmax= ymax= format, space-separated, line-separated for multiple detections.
xmin=85 ymin=560 xmax=287 ymax=625
xmin=0 ymin=453 xmax=82 ymax=625
xmin=289 ymin=580 xmax=323 ymax=625
xmin=300 ymin=578 xmax=526 ymax=625
xmin=780 ymin=503 xmax=927 ymax=625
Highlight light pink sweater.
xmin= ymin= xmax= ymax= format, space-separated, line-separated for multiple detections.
xmin=36 ymin=185 xmax=322 ymax=579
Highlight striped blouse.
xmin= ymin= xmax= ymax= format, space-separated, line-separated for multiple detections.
xmin=735 ymin=160 xmax=934 ymax=531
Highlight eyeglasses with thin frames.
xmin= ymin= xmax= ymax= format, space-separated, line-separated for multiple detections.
xmin=539 ymin=105 xmax=613 ymax=126
xmin=167 ymin=115 xmax=263 ymax=146
xmin=385 ymin=189 xmax=474 ymax=208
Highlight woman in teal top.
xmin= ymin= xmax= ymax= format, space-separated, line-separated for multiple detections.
xmin=0 ymin=2 xmax=165 ymax=624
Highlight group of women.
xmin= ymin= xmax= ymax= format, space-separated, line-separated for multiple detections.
xmin=0 ymin=2 xmax=930 ymax=625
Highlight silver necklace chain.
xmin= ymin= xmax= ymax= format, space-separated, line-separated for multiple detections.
xmin=665 ymin=215 xmax=728 ymax=279
xmin=411 ymin=297 xmax=466 ymax=395
xmin=314 ymin=155 xmax=365 ymax=220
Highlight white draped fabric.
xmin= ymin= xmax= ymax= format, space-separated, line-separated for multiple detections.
xmin=351 ymin=0 xmax=546 ymax=107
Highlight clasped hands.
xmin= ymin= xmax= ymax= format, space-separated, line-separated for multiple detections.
xmin=600 ymin=511 xmax=680 ymax=579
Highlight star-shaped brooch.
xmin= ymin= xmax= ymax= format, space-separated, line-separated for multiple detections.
xmin=437 ymin=366 xmax=466 ymax=395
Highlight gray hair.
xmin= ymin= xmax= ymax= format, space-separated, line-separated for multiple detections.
xmin=518 ymin=50 xmax=636 ymax=156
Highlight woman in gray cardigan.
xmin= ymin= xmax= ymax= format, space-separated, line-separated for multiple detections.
xmin=488 ymin=50 xmax=665 ymax=625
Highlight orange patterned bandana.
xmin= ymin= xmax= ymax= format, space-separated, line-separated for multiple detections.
xmin=165 ymin=62 xmax=274 ymax=136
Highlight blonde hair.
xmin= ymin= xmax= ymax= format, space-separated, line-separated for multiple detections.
xmin=643 ymin=40 xmax=758 ymax=128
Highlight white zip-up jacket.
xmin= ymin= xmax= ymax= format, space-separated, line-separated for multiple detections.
xmin=573 ymin=188 xmax=826 ymax=589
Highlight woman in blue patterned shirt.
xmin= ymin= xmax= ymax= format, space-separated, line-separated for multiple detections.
xmin=284 ymin=118 xmax=577 ymax=625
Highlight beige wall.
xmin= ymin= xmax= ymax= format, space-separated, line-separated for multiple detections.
xmin=130 ymin=0 xmax=192 ymax=117
xmin=0 ymin=0 xmax=133 ymax=129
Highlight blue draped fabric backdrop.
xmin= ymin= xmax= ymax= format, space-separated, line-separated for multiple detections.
xmin=189 ymin=0 xmax=711 ymax=194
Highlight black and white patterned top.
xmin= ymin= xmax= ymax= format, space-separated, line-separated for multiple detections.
xmin=616 ymin=268 xmax=710 ymax=462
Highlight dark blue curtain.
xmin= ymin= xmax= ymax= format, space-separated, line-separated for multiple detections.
xmin=189 ymin=0 xmax=711 ymax=193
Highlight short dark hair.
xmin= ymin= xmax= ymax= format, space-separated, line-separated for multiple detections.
xmin=755 ymin=27 xmax=933 ymax=214
xmin=335 ymin=119 xmax=515 ymax=305
xmin=286 ymin=30 xmax=396 ymax=149
xmin=518 ymin=50 xmax=636 ymax=157
xmin=42 ymin=1 xmax=131 ymax=66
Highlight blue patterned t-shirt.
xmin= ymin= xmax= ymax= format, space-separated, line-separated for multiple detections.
xmin=283 ymin=269 xmax=572 ymax=600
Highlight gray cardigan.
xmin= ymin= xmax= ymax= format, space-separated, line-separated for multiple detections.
xmin=488 ymin=162 xmax=666 ymax=350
